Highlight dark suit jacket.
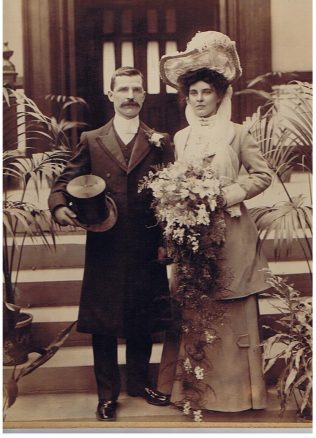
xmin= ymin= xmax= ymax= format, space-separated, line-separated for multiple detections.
xmin=48 ymin=119 xmax=175 ymax=336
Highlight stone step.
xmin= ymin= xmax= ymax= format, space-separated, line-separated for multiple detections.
xmin=13 ymin=259 xmax=312 ymax=308
xmin=3 ymin=387 xmax=303 ymax=428
xmin=7 ymin=235 xmax=86 ymax=270
xmin=2 ymin=337 xmax=301 ymax=397
xmin=7 ymin=230 xmax=312 ymax=270
xmin=3 ymin=344 xmax=163 ymax=395
xmin=29 ymin=322 xmax=165 ymax=348
xmin=23 ymin=292 xmax=312 ymax=349
xmin=24 ymin=295 xmax=311 ymax=324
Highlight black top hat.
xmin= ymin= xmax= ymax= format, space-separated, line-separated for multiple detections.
xmin=66 ymin=175 xmax=117 ymax=232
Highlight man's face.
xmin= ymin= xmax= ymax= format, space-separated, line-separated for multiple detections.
xmin=108 ymin=75 xmax=146 ymax=119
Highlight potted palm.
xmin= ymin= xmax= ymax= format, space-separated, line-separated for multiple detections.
xmin=241 ymin=79 xmax=312 ymax=276
xmin=261 ymin=271 xmax=312 ymax=419
xmin=4 ymin=319 xmax=78 ymax=418
xmin=238 ymin=76 xmax=312 ymax=418
xmin=3 ymin=149 xmax=66 ymax=365
xmin=3 ymin=87 xmax=87 ymax=365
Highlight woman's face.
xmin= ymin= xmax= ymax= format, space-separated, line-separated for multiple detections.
xmin=187 ymin=80 xmax=222 ymax=118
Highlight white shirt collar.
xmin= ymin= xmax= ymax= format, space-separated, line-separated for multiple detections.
xmin=113 ymin=114 xmax=140 ymax=135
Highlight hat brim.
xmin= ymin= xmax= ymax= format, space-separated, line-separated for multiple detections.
xmin=160 ymin=49 xmax=204 ymax=89
xmin=160 ymin=47 xmax=242 ymax=88
xmin=78 ymin=195 xmax=118 ymax=233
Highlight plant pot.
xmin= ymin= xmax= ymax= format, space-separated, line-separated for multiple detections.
xmin=3 ymin=312 xmax=33 ymax=366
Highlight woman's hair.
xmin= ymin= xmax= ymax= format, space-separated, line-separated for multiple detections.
xmin=177 ymin=68 xmax=229 ymax=98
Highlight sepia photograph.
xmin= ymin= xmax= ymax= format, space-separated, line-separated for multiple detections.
xmin=3 ymin=0 xmax=312 ymax=433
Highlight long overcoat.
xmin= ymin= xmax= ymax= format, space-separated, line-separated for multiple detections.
xmin=48 ymin=120 xmax=175 ymax=336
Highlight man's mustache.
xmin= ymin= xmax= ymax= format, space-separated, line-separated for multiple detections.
xmin=121 ymin=102 xmax=140 ymax=108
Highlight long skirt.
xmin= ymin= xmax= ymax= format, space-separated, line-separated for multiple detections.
xmin=157 ymin=293 xmax=267 ymax=412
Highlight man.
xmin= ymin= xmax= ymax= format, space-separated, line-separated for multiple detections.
xmin=48 ymin=67 xmax=174 ymax=421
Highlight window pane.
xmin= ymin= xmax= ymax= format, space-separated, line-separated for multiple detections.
xmin=122 ymin=9 xmax=133 ymax=34
xmin=166 ymin=9 xmax=176 ymax=33
xmin=147 ymin=9 xmax=158 ymax=33
xmin=147 ymin=41 xmax=160 ymax=94
xmin=103 ymin=10 xmax=114 ymax=34
xmin=121 ymin=42 xmax=134 ymax=67
xmin=103 ymin=42 xmax=116 ymax=94
xmin=165 ymin=41 xmax=178 ymax=93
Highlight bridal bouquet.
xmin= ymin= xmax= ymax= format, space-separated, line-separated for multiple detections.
xmin=139 ymin=157 xmax=229 ymax=420
xmin=139 ymin=157 xmax=226 ymax=257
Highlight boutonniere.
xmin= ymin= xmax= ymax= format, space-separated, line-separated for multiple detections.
xmin=147 ymin=130 xmax=165 ymax=149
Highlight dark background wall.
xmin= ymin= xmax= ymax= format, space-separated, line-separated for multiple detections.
xmin=22 ymin=0 xmax=272 ymax=141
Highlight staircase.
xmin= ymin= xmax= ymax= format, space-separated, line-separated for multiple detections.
xmin=3 ymin=171 xmax=312 ymax=429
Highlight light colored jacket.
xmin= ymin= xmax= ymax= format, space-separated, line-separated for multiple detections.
xmin=174 ymin=123 xmax=273 ymax=208
xmin=173 ymin=122 xmax=273 ymax=299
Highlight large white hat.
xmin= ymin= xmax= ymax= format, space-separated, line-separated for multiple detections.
xmin=160 ymin=31 xmax=242 ymax=88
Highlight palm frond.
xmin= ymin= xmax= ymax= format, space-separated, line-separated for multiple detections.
xmin=3 ymin=201 xmax=55 ymax=239
xmin=245 ymin=80 xmax=312 ymax=177
xmin=250 ymin=195 xmax=312 ymax=258
xmin=4 ymin=88 xmax=88 ymax=152
xmin=246 ymin=71 xmax=297 ymax=89
xmin=235 ymin=88 xmax=273 ymax=100
xmin=4 ymin=151 xmax=68 ymax=189
xmin=3 ymin=320 xmax=77 ymax=412
xmin=3 ymin=86 xmax=11 ymax=105
xmin=17 ymin=320 xmax=77 ymax=380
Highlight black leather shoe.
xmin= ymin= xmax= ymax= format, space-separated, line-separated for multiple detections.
xmin=128 ymin=387 xmax=170 ymax=406
xmin=96 ymin=400 xmax=117 ymax=421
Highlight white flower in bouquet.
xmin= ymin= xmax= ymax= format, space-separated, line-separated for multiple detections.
xmin=196 ymin=204 xmax=210 ymax=225
xmin=172 ymin=227 xmax=185 ymax=244
xmin=182 ymin=325 xmax=189 ymax=333
xmin=194 ymin=366 xmax=204 ymax=380
xmin=183 ymin=401 xmax=191 ymax=415
xmin=184 ymin=357 xmax=193 ymax=373
xmin=187 ymin=234 xmax=199 ymax=253
xmin=193 ymin=409 xmax=203 ymax=422
xmin=205 ymin=330 xmax=216 ymax=344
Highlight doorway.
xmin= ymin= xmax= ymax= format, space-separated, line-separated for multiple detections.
xmin=74 ymin=0 xmax=220 ymax=136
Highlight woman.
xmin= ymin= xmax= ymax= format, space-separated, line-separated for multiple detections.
xmin=157 ymin=31 xmax=273 ymax=412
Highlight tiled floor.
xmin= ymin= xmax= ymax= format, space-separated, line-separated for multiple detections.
xmin=3 ymin=387 xmax=312 ymax=431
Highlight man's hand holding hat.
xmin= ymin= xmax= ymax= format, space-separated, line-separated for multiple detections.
xmin=54 ymin=206 xmax=85 ymax=228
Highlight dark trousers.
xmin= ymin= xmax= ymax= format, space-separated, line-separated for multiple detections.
xmin=92 ymin=333 xmax=153 ymax=401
